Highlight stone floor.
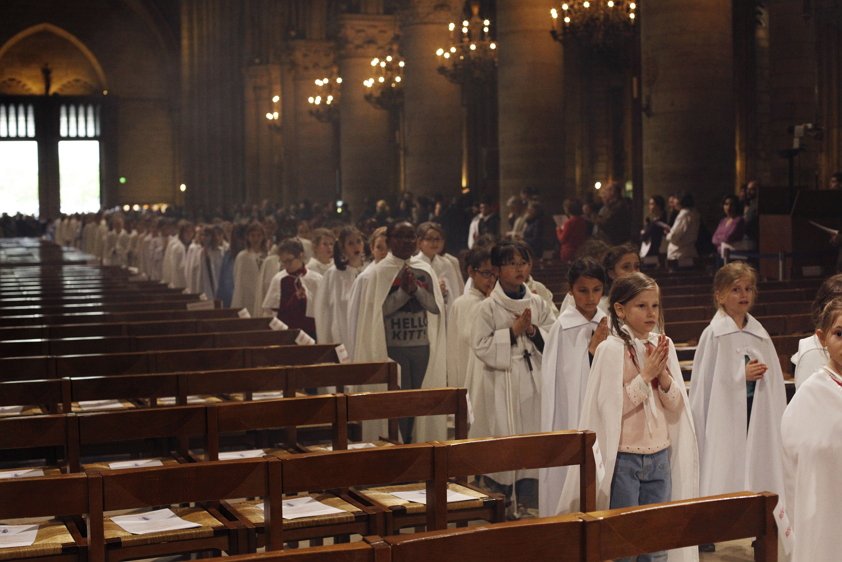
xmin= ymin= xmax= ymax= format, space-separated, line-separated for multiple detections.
xmin=700 ymin=539 xmax=754 ymax=561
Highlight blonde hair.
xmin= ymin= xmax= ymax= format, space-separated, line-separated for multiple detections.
xmin=609 ymin=272 xmax=663 ymax=348
xmin=818 ymin=297 xmax=842 ymax=333
xmin=713 ymin=262 xmax=757 ymax=309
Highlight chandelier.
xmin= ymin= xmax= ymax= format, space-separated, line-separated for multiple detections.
xmin=307 ymin=75 xmax=342 ymax=122
xmin=265 ymin=94 xmax=281 ymax=131
xmin=363 ymin=54 xmax=405 ymax=110
xmin=550 ymin=0 xmax=637 ymax=51
xmin=434 ymin=1 xmax=497 ymax=84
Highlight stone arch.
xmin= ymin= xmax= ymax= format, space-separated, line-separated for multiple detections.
xmin=0 ymin=23 xmax=108 ymax=95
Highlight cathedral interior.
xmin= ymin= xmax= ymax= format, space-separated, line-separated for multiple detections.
xmin=1 ymin=0 xmax=840 ymax=232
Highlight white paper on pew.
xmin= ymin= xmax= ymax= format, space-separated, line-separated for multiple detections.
xmin=295 ymin=331 xmax=315 ymax=345
xmin=774 ymin=499 xmax=794 ymax=555
xmin=0 ymin=524 xmax=39 ymax=548
xmin=187 ymin=300 xmax=214 ymax=311
xmin=156 ymin=396 xmax=210 ymax=406
xmin=182 ymin=288 xmax=191 ymax=295
xmin=77 ymin=399 xmax=125 ymax=411
xmin=252 ymin=391 xmax=284 ymax=400
xmin=0 ymin=468 xmax=44 ymax=479
xmin=108 ymin=459 xmax=164 ymax=470
xmin=257 ymin=497 xmax=345 ymax=520
xmin=335 ymin=344 xmax=350 ymax=364
xmin=110 ymin=508 xmax=201 ymax=535
xmin=219 ymin=449 xmax=266 ymax=460
xmin=269 ymin=317 xmax=288 ymax=331
xmin=592 ymin=440 xmax=606 ymax=483
xmin=0 ymin=405 xmax=25 ymax=415
xmin=198 ymin=293 xmax=209 ymax=301
xmin=390 ymin=489 xmax=475 ymax=505
xmin=315 ymin=442 xmax=377 ymax=452
xmin=238 ymin=308 xmax=251 ymax=318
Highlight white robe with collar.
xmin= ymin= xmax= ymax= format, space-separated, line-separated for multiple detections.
xmin=466 ymin=282 xmax=556 ymax=484
xmin=538 ymin=304 xmax=606 ymax=516
xmin=261 ymin=268 xmax=322 ymax=320
xmin=345 ymin=252 xmax=447 ymax=442
xmin=418 ymin=253 xmax=464 ymax=315
xmin=255 ymin=254 xmax=280 ymax=316
xmin=558 ymin=292 xmax=610 ymax=317
xmin=231 ymin=249 xmax=266 ymax=317
xmin=446 ymin=286 xmax=486 ymax=388
xmin=183 ymin=242 xmax=202 ymax=294
xmin=557 ymin=333 xmax=699 ymax=562
xmin=161 ymin=235 xmax=177 ymax=285
xmin=782 ymin=366 xmax=842 ymax=562
xmin=306 ymin=256 xmax=333 ymax=276
xmin=168 ymin=241 xmax=188 ymax=289
xmin=791 ymin=334 xmax=826 ymax=389
xmin=689 ymin=310 xmax=787 ymax=500
xmin=314 ymin=264 xmax=361 ymax=346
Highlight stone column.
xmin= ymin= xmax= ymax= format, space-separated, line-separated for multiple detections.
xmin=337 ymin=13 xmax=398 ymax=218
xmin=243 ymin=64 xmax=282 ymax=204
xmin=288 ymin=40 xmax=338 ymax=205
xmin=180 ymin=0 xmax=246 ymax=211
xmin=496 ymin=0 xmax=566 ymax=214
xmin=811 ymin=1 xmax=842 ymax=185
xmin=399 ymin=0 xmax=463 ymax=200
xmin=640 ymin=1 xmax=734 ymax=219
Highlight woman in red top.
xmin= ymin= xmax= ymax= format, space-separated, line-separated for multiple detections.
xmin=556 ymin=198 xmax=589 ymax=263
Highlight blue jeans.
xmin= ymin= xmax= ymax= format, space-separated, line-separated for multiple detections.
xmin=610 ymin=448 xmax=671 ymax=562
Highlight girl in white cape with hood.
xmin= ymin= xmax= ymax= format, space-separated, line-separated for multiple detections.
xmin=538 ymin=257 xmax=609 ymax=517
xmin=314 ymin=226 xmax=365 ymax=347
xmin=689 ymin=262 xmax=787 ymax=553
xmin=782 ymin=297 xmax=842 ymax=561
xmin=557 ymin=272 xmax=699 ymax=562
xmin=467 ymin=240 xmax=556 ymax=516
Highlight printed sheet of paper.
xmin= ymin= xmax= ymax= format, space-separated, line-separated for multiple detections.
xmin=238 ymin=308 xmax=251 ymax=318
xmin=108 ymin=459 xmax=164 ymax=470
xmin=269 ymin=317 xmax=289 ymax=331
xmin=257 ymin=497 xmax=346 ymax=520
xmin=295 ymin=331 xmax=315 ymax=345
xmin=155 ymin=396 xmax=211 ymax=406
xmin=0 ymin=468 xmax=44 ymax=479
xmin=390 ymin=488 xmax=476 ymax=505
xmin=315 ymin=442 xmax=376 ymax=452
xmin=77 ymin=399 xmax=126 ymax=411
xmin=218 ymin=449 xmax=266 ymax=460
xmin=110 ymin=508 xmax=201 ymax=535
xmin=0 ymin=524 xmax=39 ymax=549
xmin=252 ymin=391 xmax=284 ymax=401
xmin=0 ymin=405 xmax=24 ymax=415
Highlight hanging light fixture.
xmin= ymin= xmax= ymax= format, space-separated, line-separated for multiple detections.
xmin=550 ymin=0 xmax=637 ymax=51
xmin=363 ymin=52 xmax=405 ymax=110
xmin=265 ymin=94 xmax=281 ymax=131
xmin=434 ymin=0 xmax=497 ymax=85
xmin=307 ymin=75 xmax=342 ymax=122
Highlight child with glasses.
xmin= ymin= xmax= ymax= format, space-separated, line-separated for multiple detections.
xmin=467 ymin=240 xmax=556 ymax=517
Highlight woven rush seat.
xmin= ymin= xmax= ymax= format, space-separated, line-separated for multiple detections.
xmin=303 ymin=440 xmax=394 ymax=453
xmin=355 ymin=482 xmax=488 ymax=515
xmin=0 ymin=519 xmax=75 ymax=561
xmin=103 ymin=506 xmax=223 ymax=547
xmin=229 ymin=493 xmax=362 ymax=530
xmin=151 ymin=395 xmax=224 ymax=406
xmin=192 ymin=448 xmax=294 ymax=462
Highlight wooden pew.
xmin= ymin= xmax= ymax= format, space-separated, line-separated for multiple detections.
xmin=385 ymin=513 xmax=584 ymax=562
xmin=218 ymin=540 xmax=387 ymax=562
xmin=0 ymin=472 xmax=92 ymax=562
xmin=0 ymin=306 xmax=236 ymax=328
xmin=0 ymin=330 xmax=299 ymax=357
xmin=0 ymin=414 xmax=75 ymax=474
xmin=0 ymin=344 xmax=339 ymax=382
xmin=581 ymin=491 xmax=778 ymax=561
xmin=0 ymin=378 xmax=68 ymax=414
xmin=74 ymin=405 xmax=213 ymax=472
xmin=87 ymin=458 xmax=282 ymax=562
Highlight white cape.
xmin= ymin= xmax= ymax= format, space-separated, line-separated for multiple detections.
xmin=231 ymin=250 xmax=265 ymax=317
xmin=466 ymin=282 xmax=555 ymax=484
xmin=314 ymin=265 xmax=361 ymax=347
xmin=418 ymin=253 xmax=464 ymax=314
xmin=345 ymin=252 xmax=447 ymax=442
xmin=261 ymin=268 xmax=322 ymax=321
xmin=791 ymin=334 xmax=826 ymax=389
xmin=255 ymin=254 xmax=280 ymax=316
xmin=557 ymin=334 xmax=699 ymax=562
xmin=445 ymin=287 xmax=486 ymax=388
xmin=689 ymin=310 xmax=787 ymax=498
xmin=538 ymin=304 xmax=606 ymax=516
xmin=782 ymin=367 xmax=842 ymax=562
